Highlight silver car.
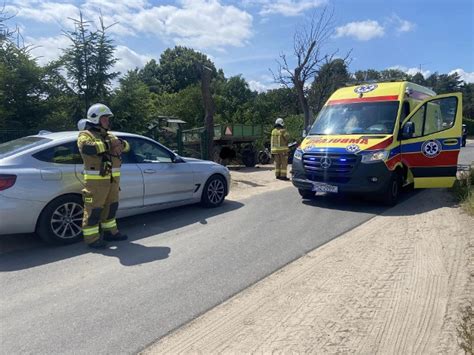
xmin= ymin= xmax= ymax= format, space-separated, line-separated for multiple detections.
xmin=0 ymin=131 xmax=230 ymax=244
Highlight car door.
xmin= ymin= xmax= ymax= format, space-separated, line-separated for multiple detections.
xmin=400 ymin=93 xmax=462 ymax=188
xmin=126 ymin=137 xmax=195 ymax=206
xmin=75 ymin=140 xmax=144 ymax=210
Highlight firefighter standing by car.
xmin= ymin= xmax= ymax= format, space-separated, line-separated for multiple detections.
xmin=271 ymin=117 xmax=290 ymax=180
xmin=77 ymin=103 xmax=130 ymax=249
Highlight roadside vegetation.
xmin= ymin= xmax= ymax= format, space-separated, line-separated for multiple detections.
xmin=453 ymin=167 xmax=474 ymax=216
xmin=457 ymin=302 xmax=474 ymax=354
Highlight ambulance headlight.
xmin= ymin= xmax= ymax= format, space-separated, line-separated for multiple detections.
xmin=361 ymin=150 xmax=389 ymax=163
xmin=293 ymin=149 xmax=303 ymax=161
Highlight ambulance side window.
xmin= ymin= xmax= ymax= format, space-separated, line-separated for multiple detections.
xmin=400 ymin=101 xmax=411 ymax=121
xmin=408 ymin=106 xmax=425 ymax=137
xmin=407 ymin=97 xmax=458 ymax=137
xmin=424 ymin=97 xmax=457 ymax=135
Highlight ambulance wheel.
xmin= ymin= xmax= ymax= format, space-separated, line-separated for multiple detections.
xmin=37 ymin=194 xmax=84 ymax=245
xmin=299 ymin=189 xmax=315 ymax=199
xmin=383 ymin=172 xmax=402 ymax=206
xmin=201 ymin=175 xmax=227 ymax=208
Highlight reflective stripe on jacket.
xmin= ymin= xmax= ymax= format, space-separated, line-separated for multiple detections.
xmin=77 ymin=130 xmax=129 ymax=179
xmin=271 ymin=128 xmax=289 ymax=154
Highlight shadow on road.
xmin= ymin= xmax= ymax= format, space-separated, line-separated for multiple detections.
xmin=0 ymin=200 xmax=243 ymax=271
xmin=302 ymin=188 xmax=457 ymax=216
xmin=94 ymin=242 xmax=171 ymax=266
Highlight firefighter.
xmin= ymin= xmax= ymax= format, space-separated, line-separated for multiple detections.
xmin=271 ymin=117 xmax=290 ymax=180
xmin=77 ymin=103 xmax=130 ymax=249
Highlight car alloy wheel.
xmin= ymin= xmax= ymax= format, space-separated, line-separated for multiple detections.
xmin=207 ymin=178 xmax=225 ymax=205
xmin=50 ymin=202 xmax=83 ymax=240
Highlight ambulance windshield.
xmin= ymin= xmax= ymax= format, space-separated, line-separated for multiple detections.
xmin=309 ymin=101 xmax=400 ymax=135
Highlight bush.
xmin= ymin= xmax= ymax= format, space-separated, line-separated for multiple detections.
xmin=457 ymin=302 xmax=473 ymax=354
xmin=452 ymin=167 xmax=474 ymax=215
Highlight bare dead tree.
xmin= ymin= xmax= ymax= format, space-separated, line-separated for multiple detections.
xmin=271 ymin=7 xmax=342 ymax=134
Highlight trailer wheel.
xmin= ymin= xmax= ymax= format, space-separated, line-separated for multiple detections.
xmin=242 ymin=149 xmax=256 ymax=167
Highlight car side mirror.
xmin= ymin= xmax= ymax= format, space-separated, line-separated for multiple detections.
xmin=172 ymin=155 xmax=184 ymax=163
xmin=401 ymin=122 xmax=415 ymax=140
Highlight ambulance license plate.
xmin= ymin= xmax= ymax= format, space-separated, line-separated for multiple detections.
xmin=312 ymin=182 xmax=338 ymax=193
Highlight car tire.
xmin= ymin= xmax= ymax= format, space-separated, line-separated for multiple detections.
xmin=382 ymin=172 xmax=402 ymax=206
xmin=298 ymin=189 xmax=315 ymax=199
xmin=36 ymin=194 xmax=84 ymax=245
xmin=201 ymin=175 xmax=227 ymax=208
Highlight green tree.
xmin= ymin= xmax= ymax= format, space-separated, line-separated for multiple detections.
xmin=0 ymin=43 xmax=49 ymax=130
xmin=309 ymin=58 xmax=351 ymax=115
xmin=153 ymin=46 xmax=218 ymax=93
xmin=354 ymin=69 xmax=380 ymax=82
xmin=110 ymin=70 xmax=155 ymax=133
xmin=154 ymin=84 xmax=205 ymax=128
xmin=62 ymin=12 xmax=118 ymax=119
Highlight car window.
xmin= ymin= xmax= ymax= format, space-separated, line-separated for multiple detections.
xmin=124 ymin=137 xmax=174 ymax=163
xmin=33 ymin=141 xmax=83 ymax=164
xmin=0 ymin=136 xmax=51 ymax=159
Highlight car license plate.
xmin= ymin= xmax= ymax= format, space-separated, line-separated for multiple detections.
xmin=312 ymin=182 xmax=338 ymax=193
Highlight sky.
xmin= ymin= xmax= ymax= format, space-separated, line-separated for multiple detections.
xmin=4 ymin=0 xmax=474 ymax=91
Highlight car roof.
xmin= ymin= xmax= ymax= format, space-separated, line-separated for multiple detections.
xmin=29 ymin=131 xmax=146 ymax=141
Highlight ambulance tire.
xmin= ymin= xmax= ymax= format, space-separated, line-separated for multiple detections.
xmin=37 ymin=194 xmax=84 ymax=245
xmin=383 ymin=172 xmax=402 ymax=206
xmin=299 ymin=189 xmax=315 ymax=199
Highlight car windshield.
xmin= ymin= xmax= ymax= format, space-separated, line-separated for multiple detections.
xmin=0 ymin=136 xmax=51 ymax=159
xmin=309 ymin=101 xmax=400 ymax=135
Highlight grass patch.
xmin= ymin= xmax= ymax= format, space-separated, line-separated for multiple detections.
xmin=457 ymin=302 xmax=474 ymax=354
xmin=453 ymin=167 xmax=474 ymax=216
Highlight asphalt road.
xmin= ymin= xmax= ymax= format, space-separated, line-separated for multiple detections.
xmin=1 ymin=140 xmax=473 ymax=355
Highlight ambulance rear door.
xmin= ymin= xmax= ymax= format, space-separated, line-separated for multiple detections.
xmin=399 ymin=93 xmax=462 ymax=188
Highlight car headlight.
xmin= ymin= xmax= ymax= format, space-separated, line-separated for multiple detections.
xmin=293 ymin=149 xmax=303 ymax=160
xmin=361 ymin=150 xmax=389 ymax=163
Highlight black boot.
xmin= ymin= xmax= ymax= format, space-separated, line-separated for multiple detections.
xmin=88 ymin=239 xmax=108 ymax=249
xmin=103 ymin=231 xmax=128 ymax=241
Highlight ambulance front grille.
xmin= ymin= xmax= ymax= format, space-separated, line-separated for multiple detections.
xmin=303 ymin=152 xmax=358 ymax=183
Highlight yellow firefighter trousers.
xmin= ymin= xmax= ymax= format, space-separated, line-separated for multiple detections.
xmin=273 ymin=153 xmax=288 ymax=178
xmin=82 ymin=177 xmax=120 ymax=244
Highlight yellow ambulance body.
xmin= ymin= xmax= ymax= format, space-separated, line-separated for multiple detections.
xmin=291 ymin=81 xmax=463 ymax=204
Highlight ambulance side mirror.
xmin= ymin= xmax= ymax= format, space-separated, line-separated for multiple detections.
xmin=401 ymin=122 xmax=415 ymax=140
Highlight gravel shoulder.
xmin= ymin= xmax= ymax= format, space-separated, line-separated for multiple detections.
xmin=144 ymin=186 xmax=473 ymax=354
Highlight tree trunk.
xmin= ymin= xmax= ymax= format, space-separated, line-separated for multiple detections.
xmin=295 ymin=80 xmax=312 ymax=135
xmin=200 ymin=65 xmax=214 ymax=160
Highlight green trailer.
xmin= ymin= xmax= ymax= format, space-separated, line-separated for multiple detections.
xmin=182 ymin=123 xmax=264 ymax=167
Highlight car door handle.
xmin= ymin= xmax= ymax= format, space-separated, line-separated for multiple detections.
xmin=143 ymin=169 xmax=156 ymax=174
xmin=443 ymin=138 xmax=458 ymax=146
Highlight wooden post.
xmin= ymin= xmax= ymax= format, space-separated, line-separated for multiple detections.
xmin=200 ymin=65 xmax=214 ymax=161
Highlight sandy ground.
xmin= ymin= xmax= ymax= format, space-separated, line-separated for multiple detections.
xmin=226 ymin=165 xmax=292 ymax=201
xmin=144 ymin=175 xmax=473 ymax=354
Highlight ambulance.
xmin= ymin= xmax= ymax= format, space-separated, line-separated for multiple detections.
xmin=291 ymin=81 xmax=463 ymax=205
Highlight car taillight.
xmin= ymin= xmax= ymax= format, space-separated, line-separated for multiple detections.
xmin=0 ymin=174 xmax=17 ymax=191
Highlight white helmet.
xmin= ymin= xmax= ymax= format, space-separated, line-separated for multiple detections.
xmin=275 ymin=117 xmax=284 ymax=126
xmin=86 ymin=103 xmax=113 ymax=125
xmin=77 ymin=119 xmax=87 ymax=131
